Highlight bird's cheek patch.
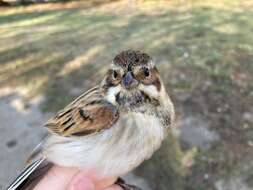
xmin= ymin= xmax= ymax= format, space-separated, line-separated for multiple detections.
xmin=105 ymin=85 xmax=122 ymax=105
xmin=151 ymin=78 xmax=161 ymax=92
xmin=139 ymin=84 xmax=159 ymax=98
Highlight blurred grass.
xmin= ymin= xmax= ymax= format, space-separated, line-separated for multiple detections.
xmin=0 ymin=0 xmax=253 ymax=189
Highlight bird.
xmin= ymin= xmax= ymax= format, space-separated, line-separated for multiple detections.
xmin=7 ymin=50 xmax=175 ymax=190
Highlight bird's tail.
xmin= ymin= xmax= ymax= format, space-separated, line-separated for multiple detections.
xmin=7 ymin=158 xmax=53 ymax=190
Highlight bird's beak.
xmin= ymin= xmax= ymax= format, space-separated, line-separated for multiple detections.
xmin=122 ymin=72 xmax=134 ymax=89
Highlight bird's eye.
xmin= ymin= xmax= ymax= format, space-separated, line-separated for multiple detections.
xmin=143 ymin=67 xmax=150 ymax=77
xmin=112 ymin=70 xmax=118 ymax=79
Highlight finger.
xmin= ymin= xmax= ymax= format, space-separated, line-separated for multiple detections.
xmin=68 ymin=176 xmax=95 ymax=190
xmin=67 ymin=170 xmax=96 ymax=190
xmin=104 ymin=184 xmax=123 ymax=190
xmin=34 ymin=165 xmax=79 ymax=190
xmin=94 ymin=177 xmax=118 ymax=190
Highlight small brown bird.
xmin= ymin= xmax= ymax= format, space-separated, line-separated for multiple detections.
xmin=7 ymin=50 xmax=175 ymax=190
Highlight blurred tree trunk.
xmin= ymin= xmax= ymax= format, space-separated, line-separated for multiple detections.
xmin=19 ymin=0 xmax=46 ymax=4
xmin=0 ymin=0 xmax=72 ymax=6
xmin=0 ymin=0 xmax=10 ymax=6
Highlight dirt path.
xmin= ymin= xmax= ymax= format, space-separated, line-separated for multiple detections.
xmin=0 ymin=87 xmax=48 ymax=188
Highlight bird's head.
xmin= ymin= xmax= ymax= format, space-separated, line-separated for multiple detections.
xmin=101 ymin=50 xmax=167 ymax=111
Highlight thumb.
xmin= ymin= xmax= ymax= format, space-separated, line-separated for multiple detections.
xmin=68 ymin=174 xmax=95 ymax=190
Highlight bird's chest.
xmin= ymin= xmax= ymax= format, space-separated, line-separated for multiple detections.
xmin=100 ymin=112 xmax=165 ymax=175
xmin=120 ymin=112 xmax=165 ymax=154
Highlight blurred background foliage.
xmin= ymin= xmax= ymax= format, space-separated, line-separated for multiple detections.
xmin=0 ymin=0 xmax=253 ymax=190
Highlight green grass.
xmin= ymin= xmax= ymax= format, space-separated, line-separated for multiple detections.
xmin=0 ymin=0 xmax=253 ymax=189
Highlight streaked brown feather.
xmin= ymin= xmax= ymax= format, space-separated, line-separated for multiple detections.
xmin=44 ymin=86 xmax=119 ymax=137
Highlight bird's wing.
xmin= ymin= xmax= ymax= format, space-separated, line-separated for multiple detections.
xmin=44 ymin=86 xmax=119 ymax=137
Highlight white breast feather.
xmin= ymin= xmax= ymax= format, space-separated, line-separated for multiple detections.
xmin=43 ymin=112 xmax=165 ymax=177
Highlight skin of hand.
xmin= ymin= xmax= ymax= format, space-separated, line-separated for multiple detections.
xmin=33 ymin=165 xmax=122 ymax=190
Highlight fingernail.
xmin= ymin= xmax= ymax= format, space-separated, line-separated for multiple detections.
xmin=72 ymin=177 xmax=95 ymax=190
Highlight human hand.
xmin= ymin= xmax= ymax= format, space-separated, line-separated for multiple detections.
xmin=33 ymin=165 xmax=122 ymax=190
